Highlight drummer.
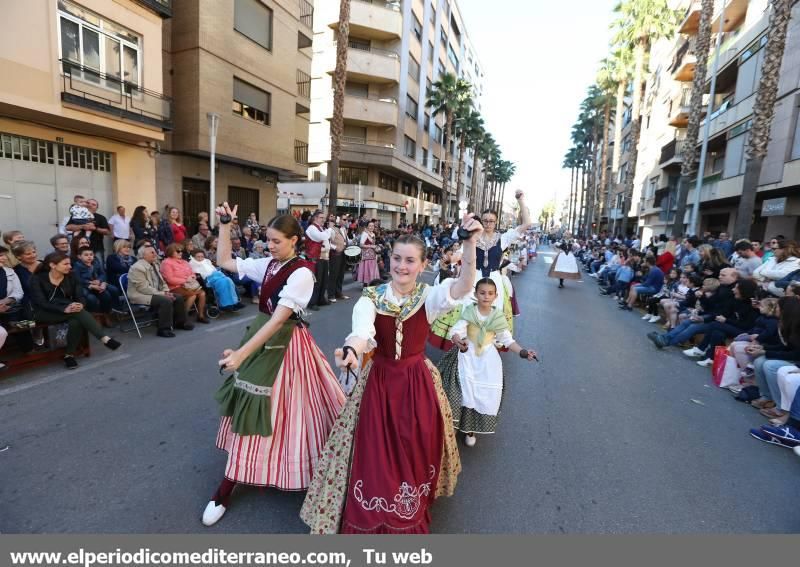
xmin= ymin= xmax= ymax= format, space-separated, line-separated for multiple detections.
xmin=327 ymin=213 xmax=350 ymax=303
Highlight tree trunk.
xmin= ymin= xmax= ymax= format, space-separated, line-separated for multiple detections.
xmin=328 ymin=0 xmax=351 ymax=217
xmin=672 ymin=0 xmax=714 ymax=237
xmin=734 ymin=0 xmax=794 ymax=240
xmin=456 ymin=133 xmax=466 ymax=207
xmin=470 ymin=149 xmax=481 ymax=212
xmin=441 ymin=111 xmax=454 ymax=223
xmin=567 ymin=166 xmax=576 ymax=234
xmin=609 ymin=80 xmax=625 ymax=235
xmin=620 ymin=39 xmax=647 ymax=238
xmin=598 ymin=100 xmax=611 ymax=226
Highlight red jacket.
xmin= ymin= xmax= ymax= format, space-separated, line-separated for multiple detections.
xmin=656 ymin=251 xmax=674 ymax=274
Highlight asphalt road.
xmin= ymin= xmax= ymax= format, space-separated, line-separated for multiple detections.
xmin=1 ymin=250 xmax=798 ymax=533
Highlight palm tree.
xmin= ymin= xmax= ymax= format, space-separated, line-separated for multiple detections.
xmin=596 ymin=58 xmax=617 ymax=229
xmin=466 ymin=118 xmax=486 ymax=212
xmin=328 ymin=0 xmax=351 ymax=217
xmin=496 ymin=160 xmax=516 ymax=220
xmin=671 ymin=0 xmax=715 ymax=236
xmin=733 ymin=0 xmax=797 ymax=239
xmin=454 ymin=106 xmax=483 ymax=208
xmin=608 ymin=46 xmax=633 ymax=232
xmin=613 ymin=0 xmax=680 ymax=236
xmin=563 ymin=148 xmax=579 ymax=233
xmin=426 ymin=72 xmax=473 ymax=222
xmin=478 ymin=135 xmax=499 ymax=210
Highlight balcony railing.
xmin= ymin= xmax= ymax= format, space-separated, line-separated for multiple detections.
xmin=354 ymin=0 xmax=401 ymax=12
xmin=299 ymin=0 xmax=313 ymax=28
xmin=342 ymin=136 xmax=368 ymax=144
xmin=60 ymin=60 xmax=172 ymax=130
xmin=346 ymin=41 xmax=399 ymax=58
xmin=659 ymin=139 xmax=686 ymax=165
xmin=134 ymin=0 xmax=171 ymax=18
xmin=296 ymin=69 xmax=311 ymax=98
xmin=294 ymin=140 xmax=309 ymax=165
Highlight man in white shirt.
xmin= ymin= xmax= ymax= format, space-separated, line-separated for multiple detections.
xmin=327 ymin=214 xmax=350 ymax=302
xmin=305 ymin=210 xmax=332 ymax=310
xmin=108 ymin=205 xmax=131 ymax=241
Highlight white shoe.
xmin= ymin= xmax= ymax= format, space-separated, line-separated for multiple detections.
xmin=464 ymin=433 xmax=476 ymax=447
xmin=641 ymin=314 xmax=651 ymax=320
xmin=329 ymin=298 xmax=337 ymax=303
xmin=794 ymin=446 xmax=800 ymax=458
xmin=683 ymin=347 xmax=705 ymax=357
xmin=649 ymin=315 xmax=661 ymax=324
xmin=697 ymin=358 xmax=713 ymax=368
xmin=202 ymin=500 xmax=227 ymax=526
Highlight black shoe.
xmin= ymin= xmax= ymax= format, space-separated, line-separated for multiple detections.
xmin=176 ymin=323 xmax=194 ymax=331
xmin=157 ymin=329 xmax=176 ymax=338
xmin=558 ymin=283 xmax=564 ymax=289
xmin=64 ymin=355 xmax=78 ymax=369
xmin=104 ymin=338 xmax=122 ymax=350
xmin=232 ymin=303 xmax=245 ymax=311
xmin=646 ymin=332 xmax=664 ymax=349
xmin=619 ymin=304 xmax=632 ymax=311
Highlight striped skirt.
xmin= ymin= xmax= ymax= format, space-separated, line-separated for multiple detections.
xmin=215 ymin=323 xmax=346 ymax=490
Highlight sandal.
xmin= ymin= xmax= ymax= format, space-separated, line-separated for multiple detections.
xmin=750 ymin=398 xmax=775 ymax=410
xmin=759 ymin=407 xmax=786 ymax=419
xmin=769 ymin=414 xmax=790 ymax=426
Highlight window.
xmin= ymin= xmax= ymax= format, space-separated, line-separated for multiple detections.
xmin=404 ymin=136 xmax=416 ymax=159
xmin=406 ymin=95 xmax=418 ymax=120
xmin=234 ymin=0 xmax=273 ymax=51
xmin=378 ymin=172 xmax=399 ymax=192
xmin=424 ymin=112 xmax=431 ymax=131
xmin=433 ymin=124 xmax=444 ymax=144
xmin=447 ymin=44 xmax=459 ymax=69
xmin=467 ymin=165 xmax=473 ymax=178
xmin=412 ymin=14 xmax=422 ymax=41
xmin=0 ymin=132 xmax=112 ymax=172
xmin=348 ymin=37 xmax=370 ymax=51
xmin=428 ymin=42 xmax=434 ymax=63
xmin=723 ymin=133 xmax=748 ymax=178
xmin=408 ymin=55 xmax=420 ymax=82
xmin=646 ymin=177 xmax=658 ymax=199
xmin=437 ymin=60 xmax=446 ymax=78
xmin=440 ymin=28 xmax=448 ymax=47
xmin=345 ymin=81 xmax=369 ymax=97
xmin=338 ymin=166 xmax=368 ymax=185
xmin=422 ymin=148 xmax=429 ymax=166
xmin=618 ymin=162 xmax=628 ymax=184
xmin=426 ymin=78 xmax=432 ymax=100
xmin=233 ymin=78 xmax=271 ymax=125
xmin=58 ymin=0 xmax=141 ymax=88
xmin=735 ymin=38 xmax=767 ymax=103
xmin=343 ymin=124 xmax=367 ymax=144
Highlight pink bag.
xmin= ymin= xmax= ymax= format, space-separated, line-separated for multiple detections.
xmin=712 ymin=346 xmax=740 ymax=388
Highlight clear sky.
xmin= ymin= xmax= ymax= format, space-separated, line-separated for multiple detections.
xmin=457 ymin=0 xmax=619 ymax=217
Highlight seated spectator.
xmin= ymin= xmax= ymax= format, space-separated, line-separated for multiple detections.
xmin=733 ymin=240 xmax=762 ymax=277
xmin=749 ymin=365 xmax=800 ymax=446
xmin=69 ymin=236 xmax=92 ymax=261
xmin=130 ymin=206 xmax=158 ymax=252
xmin=29 ymin=252 xmax=121 ymax=368
xmin=127 ymin=244 xmax=193 ymax=338
xmin=729 ymin=297 xmax=779 ymax=383
xmin=620 ymin=256 xmax=664 ymax=311
xmin=50 ymin=234 xmax=71 ymax=255
xmin=697 ymin=244 xmax=730 ymax=278
xmin=242 ymin=227 xmax=257 ymax=255
xmin=753 ymin=240 xmax=800 ymax=297
xmin=3 ymin=230 xmax=26 ymax=268
xmin=715 ymin=232 xmax=734 ymax=260
xmin=761 ymin=235 xmax=784 ymax=264
xmin=106 ymin=239 xmax=135 ymax=287
xmin=655 ymin=272 xmax=700 ymax=328
xmin=249 ymin=241 xmax=267 ymax=260
xmin=678 ymin=237 xmax=701 ymax=269
xmin=192 ymin=223 xmax=211 ymax=251
xmin=656 ymin=240 xmax=676 ymax=273
xmin=12 ymin=241 xmax=41 ymax=312
xmin=73 ymin=246 xmax=120 ymax=323
xmin=644 ymin=267 xmax=680 ymax=323
xmin=204 ymin=235 xmax=218 ymax=265
xmin=752 ymin=239 xmax=765 ymax=259
xmin=230 ymin=237 xmax=247 ymax=260
xmin=746 ymin=296 xmax=800 ymax=422
xmin=685 ymin=279 xmax=760 ymax=366
xmin=189 ymin=249 xmax=242 ymax=311
xmin=160 ymin=243 xmax=208 ymax=324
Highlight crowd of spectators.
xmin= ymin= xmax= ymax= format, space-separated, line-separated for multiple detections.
xmin=571 ymin=230 xmax=800 ymax=455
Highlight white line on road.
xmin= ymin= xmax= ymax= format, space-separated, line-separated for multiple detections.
xmin=0 ymin=353 xmax=132 ymax=397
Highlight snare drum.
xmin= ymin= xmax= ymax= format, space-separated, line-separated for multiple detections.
xmin=344 ymin=245 xmax=362 ymax=267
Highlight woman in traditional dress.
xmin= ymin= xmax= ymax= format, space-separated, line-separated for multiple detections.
xmin=355 ymin=222 xmax=380 ymax=286
xmin=548 ymin=240 xmax=580 ymax=288
xmin=300 ymin=214 xmax=483 ymax=534
xmin=201 ymin=204 xmax=346 ymax=527
xmin=440 ymin=278 xmax=536 ymax=447
xmin=428 ymin=192 xmax=531 ymax=349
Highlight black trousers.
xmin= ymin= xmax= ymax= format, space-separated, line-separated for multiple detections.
xmin=149 ymin=294 xmax=187 ymax=329
xmin=328 ymin=252 xmax=345 ymax=298
xmin=310 ymin=259 xmax=329 ymax=307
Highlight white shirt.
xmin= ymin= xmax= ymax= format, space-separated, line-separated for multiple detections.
xmin=305 ymin=224 xmax=332 ymax=244
xmin=2 ymin=267 xmax=23 ymax=302
xmin=189 ymin=257 xmax=217 ymax=279
xmin=108 ymin=214 xmax=131 ymax=239
xmin=235 ymin=256 xmax=314 ymax=312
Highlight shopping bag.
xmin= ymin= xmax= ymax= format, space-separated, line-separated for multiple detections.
xmin=712 ymin=345 xmax=740 ymax=388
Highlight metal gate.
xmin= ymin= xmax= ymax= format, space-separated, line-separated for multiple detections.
xmin=229 ymin=186 xmax=260 ymax=223
xmin=182 ymin=177 xmax=209 ymax=234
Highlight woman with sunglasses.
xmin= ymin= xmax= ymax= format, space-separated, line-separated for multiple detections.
xmin=429 ymin=192 xmax=531 ymax=349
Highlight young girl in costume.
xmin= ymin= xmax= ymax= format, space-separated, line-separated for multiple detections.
xmin=300 ymin=214 xmax=484 ymax=534
xmin=439 ymin=278 xmax=537 ymax=447
xmin=201 ymin=204 xmax=346 ymax=527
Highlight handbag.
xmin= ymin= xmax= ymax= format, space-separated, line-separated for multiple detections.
xmin=712 ymin=345 xmax=740 ymax=388
xmin=47 ymin=322 xmax=70 ymax=350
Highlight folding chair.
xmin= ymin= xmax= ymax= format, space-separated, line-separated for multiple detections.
xmin=118 ymin=273 xmax=159 ymax=338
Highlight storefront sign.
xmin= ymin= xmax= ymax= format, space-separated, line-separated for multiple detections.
xmin=762 ymin=197 xmax=787 ymax=217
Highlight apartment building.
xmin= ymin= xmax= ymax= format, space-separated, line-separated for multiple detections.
xmin=629 ymin=0 xmax=800 ymax=240
xmin=0 ymin=0 xmax=172 ymax=240
xmin=156 ymin=0 xmax=313 ymax=226
xmin=281 ymin=0 xmax=486 ymax=226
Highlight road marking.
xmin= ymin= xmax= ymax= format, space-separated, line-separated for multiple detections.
xmin=201 ymin=314 xmax=256 ymax=333
xmin=0 ymin=353 xmax=132 ymax=397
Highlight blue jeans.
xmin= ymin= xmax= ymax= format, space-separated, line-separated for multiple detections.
xmin=225 ymin=271 xmax=259 ymax=297
xmin=754 ymin=356 xmax=791 ymax=404
xmin=663 ymin=320 xmax=710 ymax=346
xmin=634 ymin=285 xmax=657 ymax=295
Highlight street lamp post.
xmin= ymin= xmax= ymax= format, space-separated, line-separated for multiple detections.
xmin=207 ymin=112 xmax=220 ymax=228
xmin=415 ymin=180 xmax=422 ymax=224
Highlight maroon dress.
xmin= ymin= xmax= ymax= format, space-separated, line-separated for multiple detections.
xmin=340 ymin=307 xmax=444 ymax=533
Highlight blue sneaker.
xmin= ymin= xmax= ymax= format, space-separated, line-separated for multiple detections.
xmin=749 ymin=428 xmax=796 ymax=448
xmin=760 ymin=424 xmax=800 ymax=447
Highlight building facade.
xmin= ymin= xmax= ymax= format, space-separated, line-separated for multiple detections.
xmin=156 ymin=0 xmax=314 ymax=228
xmin=0 ymin=0 xmax=172 ymax=240
xmin=280 ymin=0 xmax=486 ymax=226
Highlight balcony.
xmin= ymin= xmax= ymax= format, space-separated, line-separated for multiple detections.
xmin=678 ymin=1 xmax=701 ymax=35
xmin=134 ymin=0 xmax=171 ymax=18
xmin=659 ymin=139 xmax=687 ymax=167
xmin=343 ymin=94 xmax=398 ymax=127
xmin=294 ymin=140 xmax=309 ymax=165
xmin=60 ymin=60 xmax=171 ymax=130
xmin=331 ymin=0 xmax=402 ymax=40
xmin=711 ymin=0 xmax=748 ymax=33
xmin=668 ymin=87 xmax=693 ymax=127
xmin=671 ymin=38 xmax=697 ymax=82
xmin=299 ymin=0 xmax=313 ymax=28
xmin=345 ymin=45 xmax=401 ymax=84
